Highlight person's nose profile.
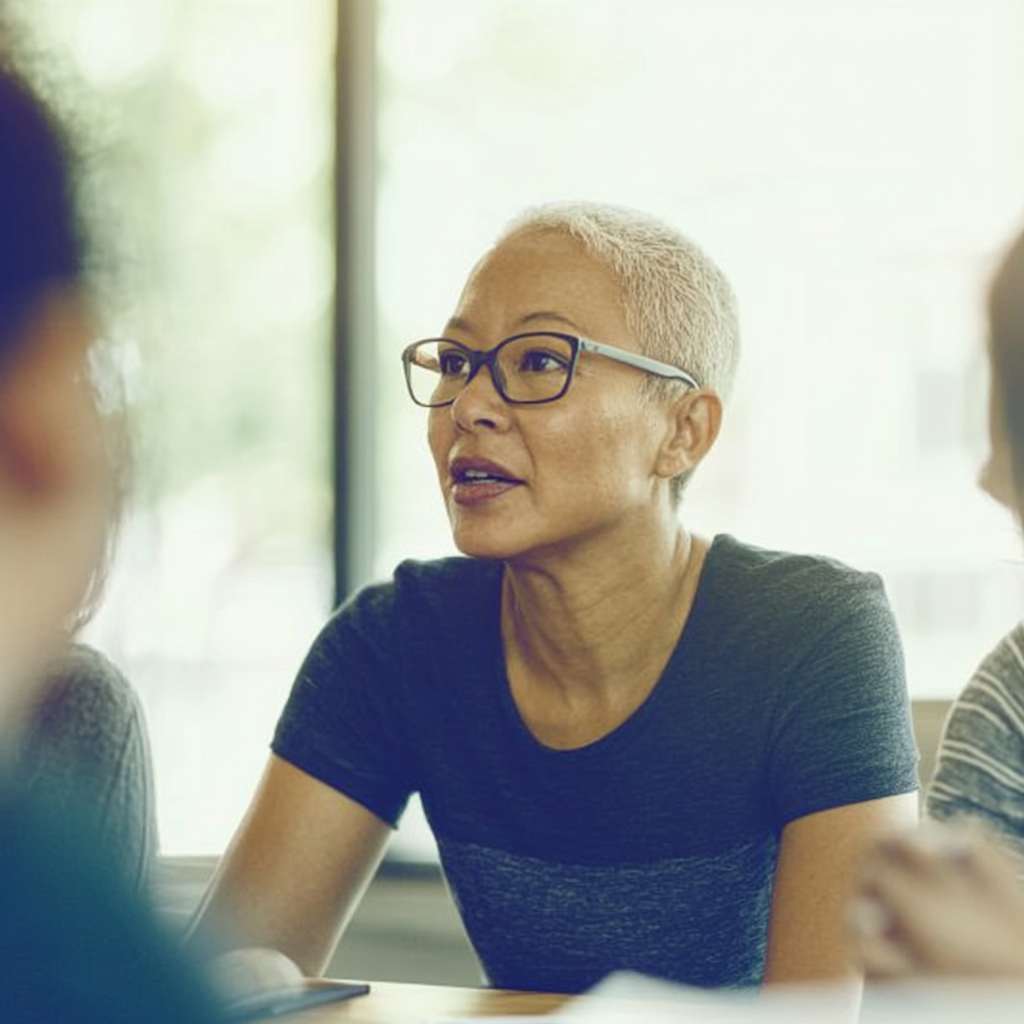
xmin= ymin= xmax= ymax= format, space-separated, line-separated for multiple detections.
xmin=451 ymin=364 xmax=508 ymax=432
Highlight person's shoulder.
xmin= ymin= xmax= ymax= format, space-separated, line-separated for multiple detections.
xmin=29 ymin=643 xmax=137 ymax=732
xmin=950 ymin=622 xmax=1024 ymax=723
xmin=392 ymin=554 xmax=501 ymax=591
xmin=709 ymin=534 xmax=886 ymax=616
xmin=325 ymin=556 xmax=501 ymax=640
xmin=974 ymin=622 xmax=1024 ymax=692
xmin=388 ymin=555 xmax=501 ymax=616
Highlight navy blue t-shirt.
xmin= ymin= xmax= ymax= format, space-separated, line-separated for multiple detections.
xmin=272 ymin=534 xmax=918 ymax=993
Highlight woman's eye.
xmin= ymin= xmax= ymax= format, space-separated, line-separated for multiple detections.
xmin=520 ymin=350 xmax=565 ymax=373
xmin=439 ymin=352 xmax=468 ymax=375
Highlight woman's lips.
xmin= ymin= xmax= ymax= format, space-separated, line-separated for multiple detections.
xmin=451 ymin=479 xmax=523 ymax=506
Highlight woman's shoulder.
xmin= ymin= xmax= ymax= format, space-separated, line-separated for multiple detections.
xmin=27 ymin=643 xmax=138 ymax=738
xmin=951 ymin=623 xmax=1024 ymax=722
xmin=392 ymin=554 xmax=502 ymax=592
xmin=707 ymin=534 xmax=888 ymax=622
xmin=345 ymin=556 xmax=501 ymax=618
xmin=977 ymin=623 xmax=1024 ymax=689
xmin=928 ymin=624 xmax=1024 ymax=834
xmin=321 ymin=556 xmax=502 ymax=647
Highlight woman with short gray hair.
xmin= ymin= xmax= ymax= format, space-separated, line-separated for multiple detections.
xmin=195 ymin=201 xmax=918 ymax=996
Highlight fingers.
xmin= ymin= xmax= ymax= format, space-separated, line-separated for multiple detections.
xmin=850 ymin=823 xmax=1024 ymax=979
xmin=954 ymin=835 xmax=1022 ymax=899
xmin=847 ymin=895 xmax=912 ymax=979
xmin=856 ymin=932 xmax=919 ymax=979
xmin=871 ymin=825 xmax=972 ymax=881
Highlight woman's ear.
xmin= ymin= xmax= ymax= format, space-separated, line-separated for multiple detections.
xmin=654 ymin=389 xmax=723 ymax=483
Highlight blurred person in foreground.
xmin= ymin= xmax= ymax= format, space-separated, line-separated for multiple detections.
xmin=194 ymin=201 xmax=918 ymax=999
xmin=852 ymin=228 xmax=1024 ymax=980
xmin=12 ymin=410 xmax=158 ymax=892
xmin=0 ymin=50 xmax=223 ymax=1021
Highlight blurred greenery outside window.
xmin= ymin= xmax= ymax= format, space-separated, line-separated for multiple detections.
xmin=18 ymin=0 xmax=1024 ymax=861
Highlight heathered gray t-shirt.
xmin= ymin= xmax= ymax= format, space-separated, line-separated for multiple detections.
xmin=16 ymin=644 xmax=157 ymax=891
xmin=927 ymin=623 xmax=1024 ymax=870
xmin=273 ymin=534 xmax=918 ymax=993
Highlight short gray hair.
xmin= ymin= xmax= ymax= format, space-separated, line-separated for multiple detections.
xmin=498 ymin=201 xmax=740 ymax=502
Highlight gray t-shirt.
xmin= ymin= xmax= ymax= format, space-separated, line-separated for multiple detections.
xmin=927 ymin=623 xmax=1024 ymax=869
xmin=16 ymin=643 xmax=157 ymax=890
xmin=273 ymin=534 xmax=918 ymax=993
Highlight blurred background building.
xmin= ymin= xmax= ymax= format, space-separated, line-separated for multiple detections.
xmin=13 ymin=0 xmax=1024 ymax=982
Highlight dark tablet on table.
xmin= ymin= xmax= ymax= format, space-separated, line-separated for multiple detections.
xmin=224 ymin=979 xmax=371 ymax=1021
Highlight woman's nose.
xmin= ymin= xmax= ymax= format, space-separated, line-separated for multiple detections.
xmin=452 ymin=364 xmax=508 ymax=430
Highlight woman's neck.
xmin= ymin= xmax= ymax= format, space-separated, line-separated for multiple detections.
xmin=501 ymin=518 xmax=709 ymax=705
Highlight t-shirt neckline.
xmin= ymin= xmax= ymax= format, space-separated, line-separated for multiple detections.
xmin=491 ymin=533 xmax=724 ymax=759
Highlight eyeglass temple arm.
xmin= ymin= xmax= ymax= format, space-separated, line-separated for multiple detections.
xmin=577 ymin=337 xmax=700 ymax=389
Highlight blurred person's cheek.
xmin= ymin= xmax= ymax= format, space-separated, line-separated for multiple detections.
xmin=0 ymin=292 xmax=112 ymax=724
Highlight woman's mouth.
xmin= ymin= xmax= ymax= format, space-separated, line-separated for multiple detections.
xmin=449 ymin=459 xmax=524 ymax=506
xmin=452 ymin=476 xmax=523 ymax=506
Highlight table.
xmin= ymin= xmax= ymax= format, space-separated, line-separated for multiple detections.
xmin=286 ymin=980 xmax=571 ymax=1023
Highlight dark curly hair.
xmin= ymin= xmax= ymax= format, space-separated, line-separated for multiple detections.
xmin=0 ymin=47 xmax=125 ymax=633
xmin=0 ymin=55 xmax=84 ymax=356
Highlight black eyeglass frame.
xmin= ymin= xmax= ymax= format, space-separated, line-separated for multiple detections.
xmin=400 ymin=331 xmax=701 ymax=408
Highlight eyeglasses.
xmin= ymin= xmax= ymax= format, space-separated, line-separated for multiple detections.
xmin=401 ymin=331 xmax=700 ymax=408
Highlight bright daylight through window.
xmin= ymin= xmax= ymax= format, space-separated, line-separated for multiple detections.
xmin=18 ymin=0 xmax=1024 ymax=859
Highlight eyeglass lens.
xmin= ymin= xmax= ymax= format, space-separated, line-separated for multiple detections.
xmin=406 ymin=335 xmax=574 ymax=406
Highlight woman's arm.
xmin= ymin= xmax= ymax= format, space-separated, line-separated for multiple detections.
xmin=765 ymin=792 xmax=918 ymax=988
xmin=188 ymin=754 xmax=392 ymax=976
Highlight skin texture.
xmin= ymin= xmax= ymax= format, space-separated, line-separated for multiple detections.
xmin=0 ymin=289 xmax=112 ymax=728
xmin=194 ymin=230 xmax=916 ymax=990
xmin=190 ymin=756 xmax=390 ymax=977
xmin=767 ymin=795 xmax=919 ymax=983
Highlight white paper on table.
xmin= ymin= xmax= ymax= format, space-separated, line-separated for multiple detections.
xmin=433 ymin=972 xmax=1024 ymax=1024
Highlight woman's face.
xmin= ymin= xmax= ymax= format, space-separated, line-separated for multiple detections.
xmin=0 ymin=290 xmax=111 ymax=704
xmin=427 ymin=230 xmax=675 ymax=561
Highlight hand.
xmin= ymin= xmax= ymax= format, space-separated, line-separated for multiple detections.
xmin=849 ymin=824 xmax=1024 ymax=980
xmin=209 ymin=947 xmax=305 ymax=1003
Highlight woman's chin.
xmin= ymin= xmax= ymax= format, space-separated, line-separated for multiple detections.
xmin=449 ymin=519 xmax=535 ymax=561
xmin=452 ymin=533 xmax=522 ymax=561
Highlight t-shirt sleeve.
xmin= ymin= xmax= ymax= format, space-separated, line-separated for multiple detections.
xmin=271 ymin=582 xmax=414 ymax=827
xmin=767 ymin=572 xmax=919 ymax=826
xmin=926 ymin=626 xmax=1024 ymax=870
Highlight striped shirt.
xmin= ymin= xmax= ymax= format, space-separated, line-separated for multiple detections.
xmin=927 ymin=623 xmax=1024 ymax=868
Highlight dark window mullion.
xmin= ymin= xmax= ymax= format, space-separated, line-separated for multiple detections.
xmin=333 ymin=0 xmax=379 ymax=605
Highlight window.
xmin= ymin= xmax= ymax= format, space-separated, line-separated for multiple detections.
xmin=19 ymin=1 xmax=1024 ymax=858
xmin=21 ymin=0 xmax=336 ymax=854
xmin=374 ymin=0 xmax=1024 ymax=707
